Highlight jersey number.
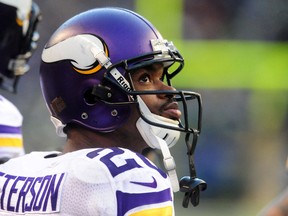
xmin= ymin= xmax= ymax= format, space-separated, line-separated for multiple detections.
xmin=86 ymin=148 xmax=166 ymax=178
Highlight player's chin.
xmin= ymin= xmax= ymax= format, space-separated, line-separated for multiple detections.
xmin=162 ymin=109 xmax=182 ymax=121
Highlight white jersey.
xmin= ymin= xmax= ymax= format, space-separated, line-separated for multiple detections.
xmin=0 ymin=147 xmax=174 ymax=215
xmin=0 ymin=95 xmax=24 ymax=160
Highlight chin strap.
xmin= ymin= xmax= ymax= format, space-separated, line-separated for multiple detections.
xmin=136 ymin=97 xmax=180 ymax=192
xmin=158 ymin=137 xmax=180 ymax=192
xmin=50 ymin=116 xmax=66 ymax=137
xmin=137 ymin=117 xmax=180 ymax=192
xmin=179 ymin=132 xmax=207 ymax=207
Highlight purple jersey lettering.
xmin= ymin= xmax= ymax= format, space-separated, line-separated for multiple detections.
xmin=0 ymin=172 xmax=66 ymax=213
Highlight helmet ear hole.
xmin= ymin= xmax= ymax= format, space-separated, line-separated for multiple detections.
xmin=84 ymin=88 xmax=97 ymax=105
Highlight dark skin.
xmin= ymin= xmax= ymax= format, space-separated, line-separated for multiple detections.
xmin=130 ymin=63 xmax=181 ymax=121
xmin=62 ymin=64 xmax=181 ymax=154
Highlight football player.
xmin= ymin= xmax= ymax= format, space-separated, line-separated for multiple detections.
xmin=0 ymin=0 xmax=41 ymax=163
xmin=0 ymin=7 xmax=206 ymax=215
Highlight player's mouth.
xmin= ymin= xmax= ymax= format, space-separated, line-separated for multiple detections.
xmin=161 ymin=101 xmax=181 ymax=121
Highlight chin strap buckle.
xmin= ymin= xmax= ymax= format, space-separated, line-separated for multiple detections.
xmin=180 ymin=176 xmax=207 ymax=207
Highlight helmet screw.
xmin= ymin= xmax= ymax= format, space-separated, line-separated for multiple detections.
xmin=111 ymin=109 xmax=118 ymax=116
xmin=81 ymin=112 xmax=88 ymax=119
xmin=107 ymin=93 xmax=112 ymax=98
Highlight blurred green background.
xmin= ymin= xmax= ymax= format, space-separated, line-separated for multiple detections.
xmin=1 ymin=0 xmax=287 ymax=215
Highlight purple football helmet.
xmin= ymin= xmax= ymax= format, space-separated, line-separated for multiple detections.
xmin=40 ymin=7 xmax=201 ymax=137
xmin=0 ymin=0 xmax=41 ymax=93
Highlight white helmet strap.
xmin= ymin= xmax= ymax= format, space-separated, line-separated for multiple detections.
xmin=136 ymin=97 xmax=180 ymax=192
xmin=50 ymin=116 xmax=66 ymax=137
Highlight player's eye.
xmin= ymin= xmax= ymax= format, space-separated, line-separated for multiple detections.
xmin=139 ymin=74 xmax=151 ymax=83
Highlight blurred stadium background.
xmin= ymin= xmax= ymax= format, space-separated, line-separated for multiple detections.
xmin=1 ymin=0 xmax=287 ymax=215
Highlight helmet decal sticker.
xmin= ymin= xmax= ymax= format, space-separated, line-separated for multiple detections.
xmin=42 ymin=34 xmax=109 ymax=75
xmin=51 ymin=96 xmax=66 ymax=115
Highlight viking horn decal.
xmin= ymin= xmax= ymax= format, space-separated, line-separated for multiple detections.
xmin=42 ymin=34 xmax=109 ymax=74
